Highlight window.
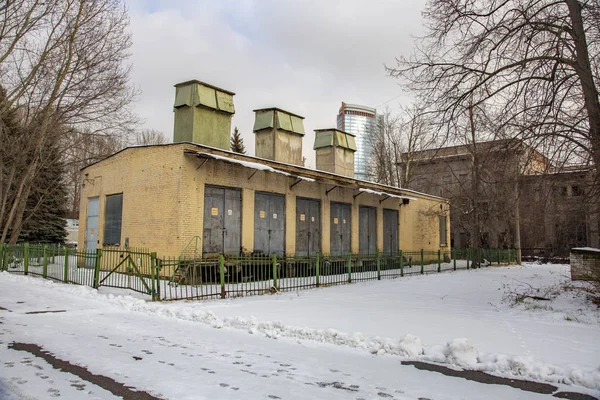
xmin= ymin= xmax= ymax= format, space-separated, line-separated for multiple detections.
xmin=103 ymin=193 xmax=123 ymax=246
xmin=439 ymin=215 xmax=448 ymax=246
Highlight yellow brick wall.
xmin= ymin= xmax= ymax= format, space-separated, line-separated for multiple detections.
xmin=79 ymin=143 xmax=449 ymax=258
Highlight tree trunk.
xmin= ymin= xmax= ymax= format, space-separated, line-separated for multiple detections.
xmin=469 ymin=105 xmax=481 ymax=267
xmin=566 ymin=0 xmax=600 ymax=171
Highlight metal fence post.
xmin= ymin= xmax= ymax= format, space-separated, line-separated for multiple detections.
xmin=399 ymin=250 xmax=404 ymax=277
xmin=150 ymin=252 xmax=157 ymax=301
xmin=347 ymin=253 xmax=352 ymax=283
xmin=0 ymin=244 xmax=4 ymax=271
xmin=42 ymin=245 xmax=48 ymax=278
xmin=63 ymin=246 xmax=69 ymax=282
xmin=467 ymin=248 xmax=471 ymax=270
xmin=420 ymin=249 xmax=424 ymax=275
xmin=315 ymin=252 xmax=320 ymax=287
xmin=23 ymin=243 xmax=29 ymax=275
xmin=155 ymin=258 xmax=162 ymax=300
xmin=93 ymin=249 xmax=102 ymax=289
xmin=219 ymin=254 xmax=226 ymax=299
xmin=437 ymin=249 xmax=441 ymax=272
xmin=376 ymin=250 xmax=381 ymax=280
xmin=272 ymin=253 xmax=278 ymax=290
xmin=453 ymin=248 xmax=456 ymax=271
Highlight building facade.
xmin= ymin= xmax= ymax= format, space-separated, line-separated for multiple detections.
xmin=336 ymin=103 xmax=377 ymax=181
xmin=398 ymin=140 xmax=599 ymax=258
xmin=78 ymin=80 xmax=450 ymax=259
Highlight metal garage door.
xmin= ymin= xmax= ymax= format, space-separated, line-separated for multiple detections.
xmin=254 ymin=192 xmax=285 ymax=256
xmin=295 ymin=198 xmax=321 ymax=257
xmin=383 ymin=209 xmax=399 ymax=254
xmin=330 ymin=202 xmax=351 ymax=256
xmin=203 ymin=186 xmax=241 ymax=256
xmin=359 ymin=206 xmax=377 ymax=254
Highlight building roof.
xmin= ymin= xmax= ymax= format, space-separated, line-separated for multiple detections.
xmin=313 ymin=128 xmax=357 ymax=151
xmin=253 ymin=107 xmax=305 ymax=119
xmin=174 ymin=79 xmax=235 ymax=95
xmin=82 ymin=142 xmax=445 ymax=203
xmin=398 ymin=138 xmax=550 ymax=166
xmin=339 ymin=102 xmax=376 ymax=115
xmin=253 ymin=108 xmax=305 ymax=135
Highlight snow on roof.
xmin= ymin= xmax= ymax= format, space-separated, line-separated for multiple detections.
xmin=191 ymin=151 xmax=316 ymax=183
xmin=193 ymin=152 xmax=291 ymax=177
xmin=571 ymin=247 xmax=600 ymax=253
xmin=358 ymin=188 xmax=417 ymax=201
xmin=182 ymin=147 xmax=442 ymax=201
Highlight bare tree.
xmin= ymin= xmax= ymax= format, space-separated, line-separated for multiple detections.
xmin=370 ymin=108 xmax=401 ymax=185
xmin=0 ymin=0 xmax=138 ymax=243
xmin=369 ymin=105 xmax=433 ymax=188
xmin=387 ymin=0 xmax=599 ymax=181
xmin=63 ymin=131 xmax=126 ymax=218
xmin=132 ymin=129 xmax=167 ymax=146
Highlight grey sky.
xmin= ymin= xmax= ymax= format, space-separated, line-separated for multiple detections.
xmin=127 ymin=0 xmax=427 ymax=166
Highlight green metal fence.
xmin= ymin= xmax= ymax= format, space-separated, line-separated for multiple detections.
xmin=0 ymin=243 xmax=517 ymax=301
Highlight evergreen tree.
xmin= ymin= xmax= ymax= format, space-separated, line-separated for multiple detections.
xmin=19 ymin=140 xmax=68 ymax=244
xmin=1 ymin=87 xmax=67 ymax=244
xmin=230 ymin=127 xmax=246 ymax=154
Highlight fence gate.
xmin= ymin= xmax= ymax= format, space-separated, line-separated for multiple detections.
xmin=383 ymin=209 xmax=399 ymax=254
xmin=203 ymin=186 xmax=242 ymax=256
xmin=98 ymin=250 xmax=153 ymax=295
xmin=254 ymin=192 xmax=285 ymax=256
xmin=359 ymin=206 xmax=377 ymax=254
xmin=296 ymin=198 xmax=321 ymax=257
xmin=330 ymin=202 xmax=351 ymax=256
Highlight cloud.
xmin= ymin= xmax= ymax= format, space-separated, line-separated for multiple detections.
xmin=126 ymin=0 xmax=426 ymax=166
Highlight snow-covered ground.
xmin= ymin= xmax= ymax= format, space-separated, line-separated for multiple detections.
xmin=1 ymin=263 xmax=599 ymax=399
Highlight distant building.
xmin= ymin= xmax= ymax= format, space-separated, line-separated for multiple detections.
xmin=398 ymin=139 xmax=599 ymax=258
xmin=336 ymin=103 xmax=377 ymax=181
xmin=66 ymin=219 xmax=79 ymax=244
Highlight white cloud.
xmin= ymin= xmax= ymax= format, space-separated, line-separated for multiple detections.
xmin=126 ymin=0 xmax=426 ymax=166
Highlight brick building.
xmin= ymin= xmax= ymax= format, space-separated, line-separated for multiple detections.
xmin=398 ymin=140 xmax=598 ymax=258
xmin=78 ymin=80 xmax=450 ymax=258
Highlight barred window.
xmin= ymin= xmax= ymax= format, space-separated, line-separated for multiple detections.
xmin=103 ymin=193 xmax=123 ymax=246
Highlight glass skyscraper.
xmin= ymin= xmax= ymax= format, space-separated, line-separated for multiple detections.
xmin=336 ymin=102 xmax=377 ymax=181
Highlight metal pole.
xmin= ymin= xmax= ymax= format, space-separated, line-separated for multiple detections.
xmin=272 ymin=253 xmax=278 ymax=290
xmin=93 ymin=249 xmax=102 ymax=289
xmin=23 ymin=243 xmax=29 ymax=275
xmin=376 ymin=250 xmax=381 ymax=280
xmin=155 ymin=258 xmax=162 ymax=300
xmin=399 ymin=250 xmax=404 ymax=277
xmin=63 ymin=246 xmax=69 ymax=282
xmin=315 ymin=252 xmax=320 ymax=287
xmin=219 ymin=254 xmax=225 ymax=299
xmin=42 ymin=245 xmax=48 ymax=278
xmin=150 ymin=252 xmax=157 ymax=301
xmin=437 ymin=249 xmax=441 ymax=273
xmin=347 ymin=253 xmax=352 ymax=283
xmin=420 ymin=249 xmax=424 ymax=274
